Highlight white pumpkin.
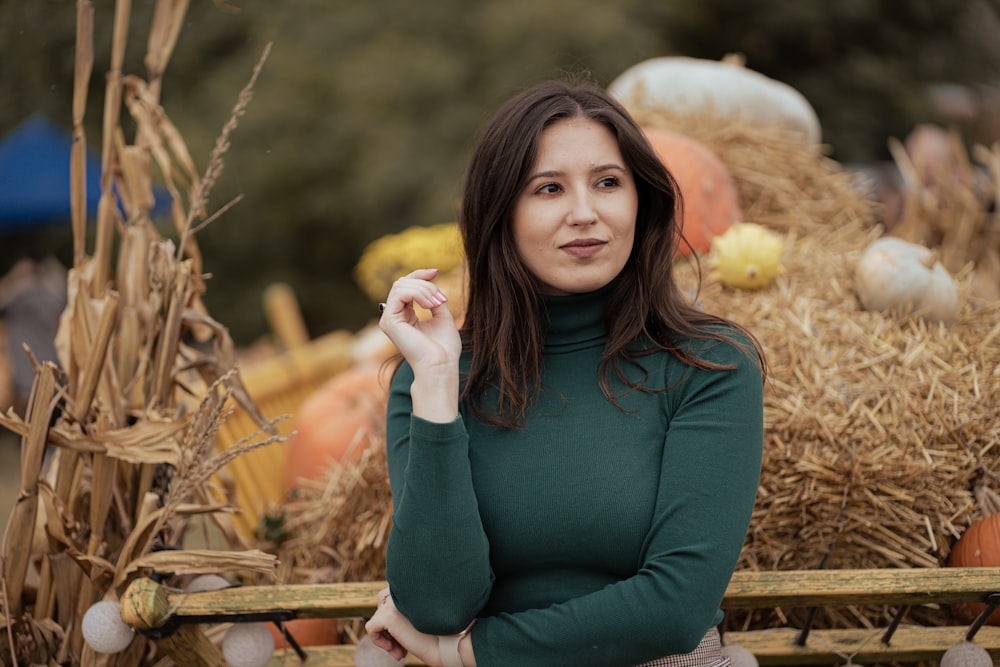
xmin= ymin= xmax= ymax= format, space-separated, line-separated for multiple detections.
xmin=607 ymin=56 xmax=821 ymax=143
xmin=854 ymin=236 xmax=959 ymax=323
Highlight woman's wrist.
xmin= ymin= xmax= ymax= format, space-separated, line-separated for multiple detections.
xmin=438 ymin=634 xmax=463 ymax=667
xmin=458 ymin=632 xmax=476 ymax=667
xmin=436 ymin=629 xmax=475 ymax=667
xmin=410 ymin=368 xmax=459 ymax=423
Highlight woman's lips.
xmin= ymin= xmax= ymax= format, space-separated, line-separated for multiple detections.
xmin=560 ymin=239 xmax=606 ymax=259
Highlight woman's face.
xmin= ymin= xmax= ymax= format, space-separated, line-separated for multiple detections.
xmin=512 ymin=117 xmax=638 ymax=296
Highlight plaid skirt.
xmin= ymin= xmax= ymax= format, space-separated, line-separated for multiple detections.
xmin=635 ymin=627 xmax=731 ymax=667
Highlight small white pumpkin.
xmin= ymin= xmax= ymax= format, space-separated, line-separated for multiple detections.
xmin=854 ymin=236 xmax=959 ymax=323
xmin=707 ymin=222 xmax=786 ymax=290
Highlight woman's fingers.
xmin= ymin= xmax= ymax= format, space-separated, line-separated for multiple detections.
xmin=381 ymin=271 xmax=449 ymax=316
xmin=370 ymin=630 xmax=404 ymax=656
xmin=377 ymin=268 xmax=462 ymax=374
xmin=368 ymin=629 xmax=392 ymax=650
xmin=408 ymin=267 xmax=440 ymax=280
xmin=365 ymin=592 xmax=409 ymax=661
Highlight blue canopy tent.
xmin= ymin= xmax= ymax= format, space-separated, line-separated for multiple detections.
xmin=0 ymin=115 xmax=172 ymax=232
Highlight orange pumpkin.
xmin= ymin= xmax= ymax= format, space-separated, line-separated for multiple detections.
xmin=267 ymin=618 xmax=341 ymax=647
xmin=642 ymin=128 xmax=742 ymax=256
xmin=949 ymin=513 xmax=1000 ymax=625
xmin=285 ymin=363 xmax=388 ymax=491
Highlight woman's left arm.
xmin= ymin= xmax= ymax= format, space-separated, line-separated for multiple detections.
xmin=457 ymin=340 xmax=764 ymax=667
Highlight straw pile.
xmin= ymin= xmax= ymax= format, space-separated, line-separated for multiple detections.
xmin=270 ymin=432 xmax=393 ymax=588
xmin=275 ymin=107 xmax=1000 ymax=645
xmin=0 ymin=5 xmax=281 ymax=666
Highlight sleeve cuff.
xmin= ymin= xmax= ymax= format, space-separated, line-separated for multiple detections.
xmin=410 ymin=414 xmax=467 ymax=443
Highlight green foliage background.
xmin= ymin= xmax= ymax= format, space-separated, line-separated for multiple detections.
xmin=1 ymin=0 xmax=998 ymax=344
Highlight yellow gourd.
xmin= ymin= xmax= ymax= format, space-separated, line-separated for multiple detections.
xmin=354 ymin=222 xmax=463 ymax=302
xmin=707 ymin=222 xmax=786 ymax=290
xmin=854 ymin=236 xmax=959 ymax=323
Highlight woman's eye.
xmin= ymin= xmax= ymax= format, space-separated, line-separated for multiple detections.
xmin=597 ymin=176 xmax=620 ymax=189
xmin=537 ymin=183 xmax=561 ymax=195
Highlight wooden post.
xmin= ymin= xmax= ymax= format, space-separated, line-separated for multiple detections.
xmin=263 ymin=282 xmax=310 ymax=349
xmin=120 ymin=577 xmax=229 ymax=666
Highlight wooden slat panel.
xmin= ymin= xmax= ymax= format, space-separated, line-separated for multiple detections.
xmin=267 ymin=645 xmax=425 ymax=666
xmin=725 ymin=625 xmax=1000 ymax=665
xmin=212 ymin=330 xmax=358 ymax=537
xmin=164 ymin=568 xmax=1000 ymax=622
xmin=723 ymin=567 xmax=1000 ymax=608
xmin=266 ymin=626 xmax=1000 ymax=667
xmin=121 ymin=570 xmax=1000 ymax=667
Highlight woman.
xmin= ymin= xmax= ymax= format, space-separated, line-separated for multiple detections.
xmin=366 ymin=78 xmax=765 ymax=667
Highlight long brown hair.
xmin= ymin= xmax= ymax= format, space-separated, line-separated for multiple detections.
xmin=459 ymin=78 xmax=765 ymax=428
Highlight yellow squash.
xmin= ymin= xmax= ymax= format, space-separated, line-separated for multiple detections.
xmin=707 ymin=222 xmax=786 ymax=290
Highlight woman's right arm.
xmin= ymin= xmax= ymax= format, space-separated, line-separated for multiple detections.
xmin=379 ymin=270 xmax=494 ymax=635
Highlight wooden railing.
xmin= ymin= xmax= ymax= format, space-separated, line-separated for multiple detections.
xmin=120 ymin=567 xmax=1000 ymax=666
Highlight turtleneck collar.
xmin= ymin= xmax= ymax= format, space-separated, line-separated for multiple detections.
xmin=542 ymin=281 xmax=614 ymax=352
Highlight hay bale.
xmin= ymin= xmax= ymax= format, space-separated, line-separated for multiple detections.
xmin=686 ymin=217 xmax=997 ymax=561
xmin=652 ymin=108 xmax=1000 ymax=633
xmin=639 ymin=109 xmax=1000 ymax=568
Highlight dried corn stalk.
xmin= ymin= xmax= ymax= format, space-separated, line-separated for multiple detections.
xmin=1 ymin=2 xmax=280 ymax=665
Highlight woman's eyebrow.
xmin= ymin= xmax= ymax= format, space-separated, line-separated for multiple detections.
xmin=525 ymin=169 xmax=563 ymax=181
xmin=526 ymin=163 xmax=627 ymax=181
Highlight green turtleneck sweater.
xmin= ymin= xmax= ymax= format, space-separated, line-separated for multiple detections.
xmin=384 ymin=286 xmax=763 ymax=667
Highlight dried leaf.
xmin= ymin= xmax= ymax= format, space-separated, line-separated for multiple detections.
xmin=117 ymin=548 xmax=277 ymax=583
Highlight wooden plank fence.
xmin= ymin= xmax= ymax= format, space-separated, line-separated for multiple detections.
xmin=120 ymin=567 xmax=1000 ymax=665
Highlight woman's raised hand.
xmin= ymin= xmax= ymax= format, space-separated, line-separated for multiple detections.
xmin=379 ymin=269 xmax=461 ymax=423
xmin=379 ymin=268 xmax=461 ymax=368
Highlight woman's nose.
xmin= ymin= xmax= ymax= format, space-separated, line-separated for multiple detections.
xmin=567 ymin=192 xmax=597 ymax=226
